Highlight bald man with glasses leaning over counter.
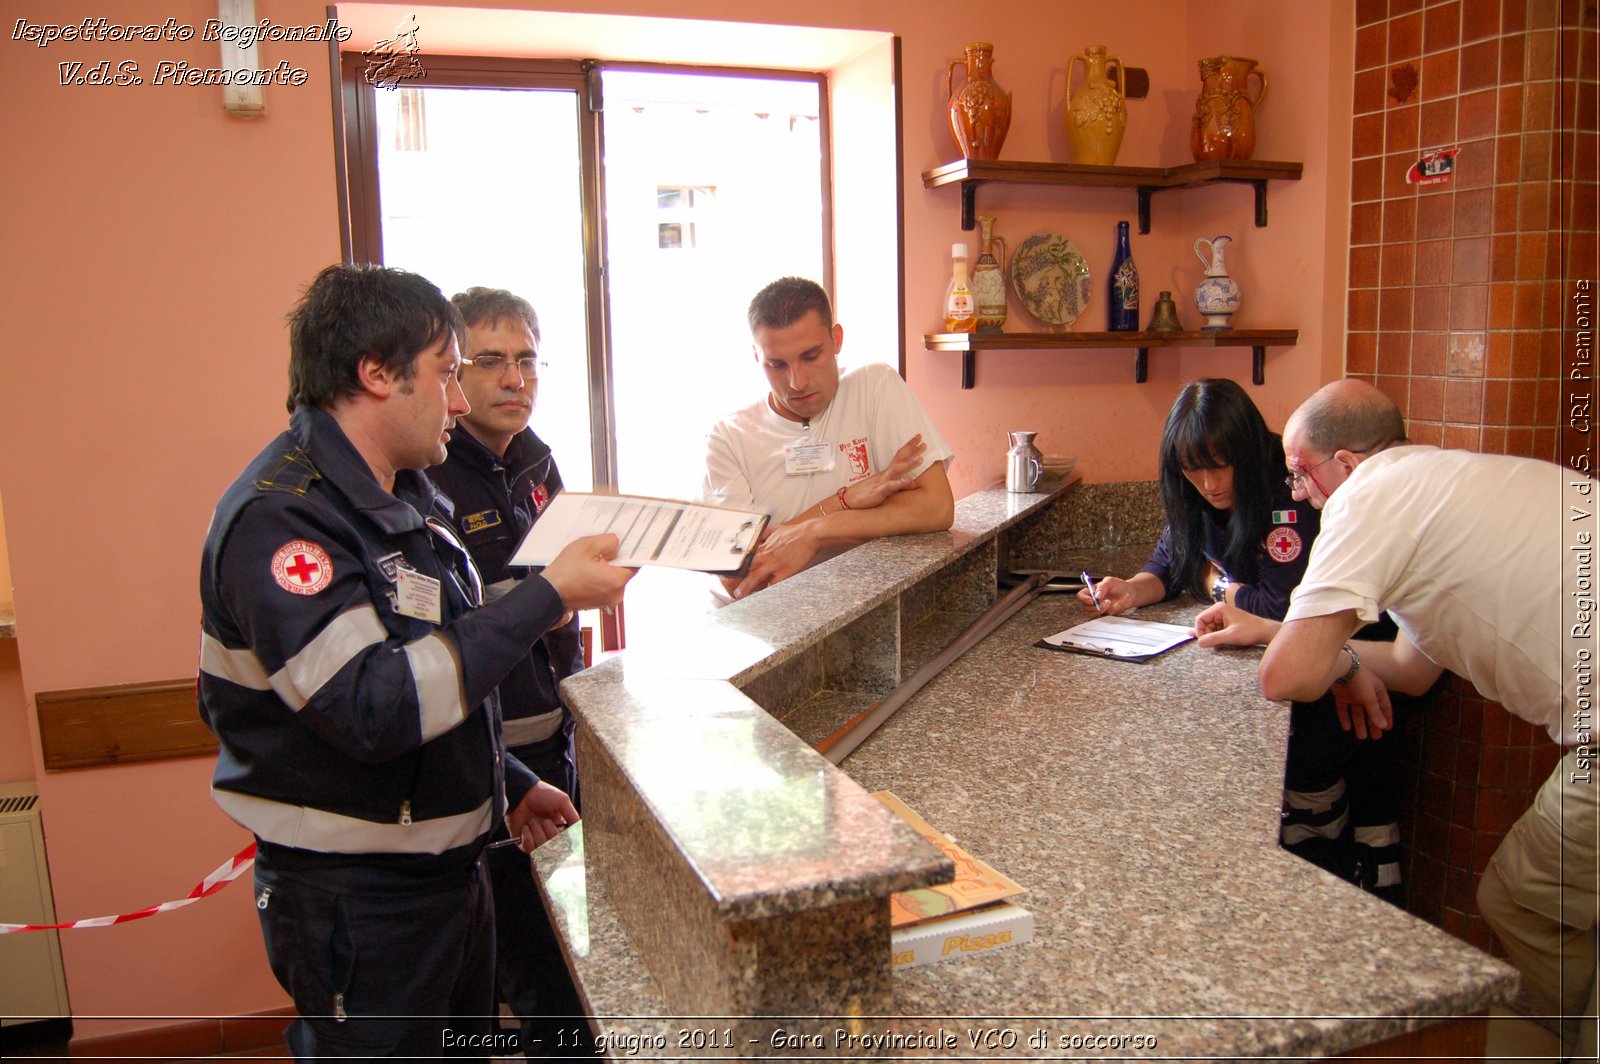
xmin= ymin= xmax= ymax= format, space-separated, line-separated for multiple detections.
xmin=1195 ymin=377 xmax=1598 ymax=1058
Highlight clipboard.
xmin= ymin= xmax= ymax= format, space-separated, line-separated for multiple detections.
xmin=1035 ymin=615 xmax=1195 ymax=662
xmin=507 ymin=491 xmax=768 ymax=574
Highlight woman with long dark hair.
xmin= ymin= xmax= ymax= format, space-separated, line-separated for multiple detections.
xmin=1079 ymin=378 xmax=1406 ymax=902
xmin=1080 ymin=378 xmax=1313 ymax=619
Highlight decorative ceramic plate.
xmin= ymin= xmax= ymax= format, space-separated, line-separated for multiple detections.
xmin=1009 ymin=232 xmax=1092 ymax=327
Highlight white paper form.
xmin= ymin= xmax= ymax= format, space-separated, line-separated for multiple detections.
xmin=507 ymin=492 xmax=766 ymax=573
xmin=1039 ymin=615 xmax=1195 ymax=660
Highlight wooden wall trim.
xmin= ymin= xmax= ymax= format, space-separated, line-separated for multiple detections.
xmin=35 ymin=679 xmax=215 ymax=771
xmin=68 ymin=1006 xmax=296 ymax=1056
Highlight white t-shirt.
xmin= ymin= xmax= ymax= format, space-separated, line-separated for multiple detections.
xmin=1286 ymin=445 xmax=1588 ymax=745
xmin=701 ymin=362 xmax=954 ymax=523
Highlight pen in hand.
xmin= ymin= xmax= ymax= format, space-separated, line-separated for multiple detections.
xmin=1082 ymin=571 xmax=1103 ymax=611
xmin=487 ymin=835 xmax=530 ymax=851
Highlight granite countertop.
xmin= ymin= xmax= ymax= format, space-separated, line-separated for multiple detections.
xmin=816 ymin=595 xmax=1515 ymax=1056
xmin=540 ymin=486 xmax=1518 ymax=1059
xmin=554 ymin=487 xmax=1076 ymax=927
xmin=571 ymin=487 xmax=1060 ymax=689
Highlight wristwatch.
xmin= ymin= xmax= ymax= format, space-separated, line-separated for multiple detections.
xmin=1336 ymin=642 xmax=1362 ymax=684
xmin=1210 ymin=573 xmax=1230 ymax=603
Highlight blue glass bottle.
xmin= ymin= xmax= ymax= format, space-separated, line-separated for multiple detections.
xmin=1108 ymin=220 xmax=1139 ymax=331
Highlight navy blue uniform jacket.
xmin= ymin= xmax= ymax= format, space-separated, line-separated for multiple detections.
xmin=428 ymin=426 xmax=582 ymax=762
xmin=198 ymin=407 xmax=561 ymax=875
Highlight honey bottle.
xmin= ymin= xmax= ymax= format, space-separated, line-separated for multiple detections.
xmin=943 ymin=242 xmax=978 ymax=333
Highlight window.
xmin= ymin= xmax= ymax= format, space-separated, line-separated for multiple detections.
xmin=340 ymin=56 xmax=832 ymax=648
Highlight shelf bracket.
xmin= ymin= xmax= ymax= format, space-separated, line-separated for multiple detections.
xmin=1135 ymin=186 xmax=1156 ymax=234
xmin=1135 ymin=347 xmax=1149 ymax=383
xmin=1252 ymin=346 xmax=1266 ymax=385
xmin=1250 ymin=179 xmax=1269 ymax=227
xmin=961 ymin=349 xmax=975 ymax=389
xmin=960 ymin=183 xmax=977 ymax=231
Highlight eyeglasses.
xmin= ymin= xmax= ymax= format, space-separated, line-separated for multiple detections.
xmin=1284 ymin=455 xmax=1337 ymax=493
xmin=1284 ymin=438 xmax=1399 ymax=494
xmin=461 ymin=354 xmax=544 ymax=378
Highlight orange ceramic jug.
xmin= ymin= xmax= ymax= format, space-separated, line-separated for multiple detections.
xmin=1191 ymin=55 xmax=1268 ymax=161
xmin=945 ymin=42 xmax=1012 ymax=160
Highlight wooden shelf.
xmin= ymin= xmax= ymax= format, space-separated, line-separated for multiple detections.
xmin=925 ymin=329 xmax=1300 ymax=388
xmin=921 ymin=159 xmax=1306 ymax=389
xmin=922 ymin=158 xmax=1304 ymax=232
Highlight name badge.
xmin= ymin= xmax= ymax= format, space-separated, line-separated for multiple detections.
xmin=462 ymin=509 xmax=501 ymax=535
xmin=784 ymin=440 xmax=834 ymax=476
xmin=394 ymin=567 xmax=442 ymax=624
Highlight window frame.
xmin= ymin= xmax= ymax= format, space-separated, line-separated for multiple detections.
xmin=339 ymin=53 xmax=617 ymax=484
xmin=336 ymin=53 xmax=837 ymax=489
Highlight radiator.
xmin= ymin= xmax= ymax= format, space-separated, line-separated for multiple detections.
xmin=0 ymin=782 xmax=70 ymax=1024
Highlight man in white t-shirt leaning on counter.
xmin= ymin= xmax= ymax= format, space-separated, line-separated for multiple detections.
xmin=701 ymin=277 xmax=954 ymax=600
xmin=1194 ymin=378 xmax=1597 ymax=1057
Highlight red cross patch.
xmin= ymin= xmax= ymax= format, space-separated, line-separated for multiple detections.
xmin=531 ymin=482 xmax=550 ymax=514
xmin=1266 ymin=526 xmax=1303 ymax=564
xmin=271 ymin=540 xmax=334 ymax=596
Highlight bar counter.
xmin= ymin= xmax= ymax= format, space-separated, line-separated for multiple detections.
xmin=537 ymin=482 xmax=1518 ymax=1060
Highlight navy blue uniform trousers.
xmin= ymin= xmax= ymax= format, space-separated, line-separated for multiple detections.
xmin=254 ymin=852 xmax=496 ymax=1059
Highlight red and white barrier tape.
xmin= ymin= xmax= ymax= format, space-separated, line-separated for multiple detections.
xmin=0 ymin=843 xmax=256 ymax=934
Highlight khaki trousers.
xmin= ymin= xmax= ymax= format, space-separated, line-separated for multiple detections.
xmin=1478 ymin=747 xmax=1599 ymax=1056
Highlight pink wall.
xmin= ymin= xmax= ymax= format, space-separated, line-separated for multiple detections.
xmin=1 ymin=0 xmax=338 ymax=1032
xmin=0 ymin=0 xmax=1351 ymax=1034
xmin=907 ymin=1 xmax=1351 ymax=488
xmin=382 ymin=0 xmax=1352 ymax=485
xmin=0 ymin=643 xmax=32 ymax=783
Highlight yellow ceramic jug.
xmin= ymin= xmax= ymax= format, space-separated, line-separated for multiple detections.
xmin=1066 ymin=45 xmax=1127 ymax=166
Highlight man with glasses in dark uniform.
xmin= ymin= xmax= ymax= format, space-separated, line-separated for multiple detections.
xmin=430 ymin=287 xmax=594 ymax=1057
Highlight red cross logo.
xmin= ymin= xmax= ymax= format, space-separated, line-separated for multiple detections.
xmin=1265 ymin=526 xmax=1302 ymax=564
xmin=286 ymin=554 xmax=319 ymax=583
xmin=272 ymin=540 xmax=334 ymax=596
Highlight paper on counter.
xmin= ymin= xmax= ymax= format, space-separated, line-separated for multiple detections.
xmin=508 ymin=491 xmax=767 ymax=574
xmin=1037 ymin=614 xmax=1195 ymax=662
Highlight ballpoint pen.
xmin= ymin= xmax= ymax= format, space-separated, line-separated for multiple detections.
xmin=486 ymin=836 xmax=528 ymax=851
xmin=1081 ymin=571 xmax=1103 ymax=611
xmin=489 ymin=819 xmax=576 ymax=850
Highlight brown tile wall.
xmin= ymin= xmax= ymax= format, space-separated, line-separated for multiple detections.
xmin=1347 ymin=0 xmax=1596 ymax=954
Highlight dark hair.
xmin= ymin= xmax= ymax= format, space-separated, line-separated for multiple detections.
xmin=286 ymin=264 xmax=462 ymax=412
xmin=747 ymin=276 xmax=833 ymax=333
xmin=450 ymin=287 xmax=540 ymax=344
xmin=1158 ymin=378 xmax=1287 ymax=599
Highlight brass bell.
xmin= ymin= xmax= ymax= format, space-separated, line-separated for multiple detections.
xmin=1147 ymin=290 xmax=1182 ymax=332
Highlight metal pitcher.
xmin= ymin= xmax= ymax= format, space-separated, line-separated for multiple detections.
xmin=1006 ymin=431 xmax=1043 ymax=492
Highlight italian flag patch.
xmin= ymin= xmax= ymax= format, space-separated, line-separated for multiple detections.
xmin=1272 ymin=509 xmax=1297 ymax=524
